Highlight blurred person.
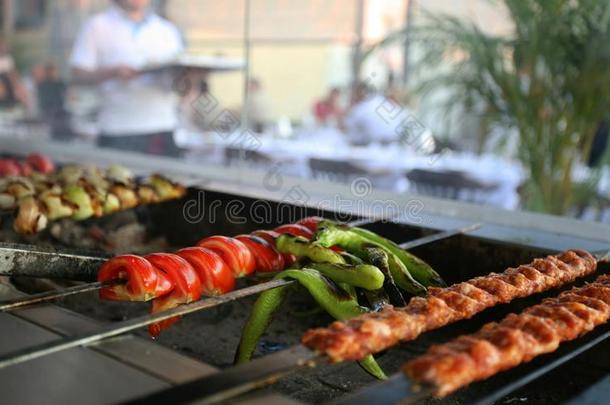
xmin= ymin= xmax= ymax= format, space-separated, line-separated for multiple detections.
xmin=343 ymin=82 xmax=399 ymax=146
xmin=0 ymin=39 xmax=28 ymax=110
xmin=38 ymin=63 xmax=74 ymax=140
xmin=312 ymin=87 xmax=342 ymax=126
xmin=343 ymin=82 xmax=434 ymax=151
xmin=23 ymin=64 xmax=46 ymax=117
xmin=244 ymin=78 xmax=273 ymax=133
xmin=70 ymin=0 xmax=184 ymax=156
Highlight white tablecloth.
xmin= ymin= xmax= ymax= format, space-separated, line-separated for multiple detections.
xmin=176 ymin=127 xmax=524 ymax=209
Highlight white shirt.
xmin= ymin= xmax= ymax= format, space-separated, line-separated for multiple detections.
xmin=344 ymin=95 xmax=402 ymax=145
xmin=344 ymin=95 xmax=434 ymax=152
xmin=70 ymin=6 xmax=184 ymax=135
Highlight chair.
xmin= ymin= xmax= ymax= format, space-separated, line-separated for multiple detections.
xmin=308 ymin=158 xmax=369 ymax=183
xmin=224 ymin=147 xmax=274 ymax=169
xmin=406 ymin=169 xmax=499 ymax=204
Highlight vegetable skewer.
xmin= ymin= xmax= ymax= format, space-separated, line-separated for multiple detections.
xmin=2 ymin=165 xmax=186 ymax=234
xmin=0 ymin=222 xmax=479 ymax=374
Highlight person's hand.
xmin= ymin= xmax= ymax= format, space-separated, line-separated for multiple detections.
xmin=113 ymin=65 xmax=138 ymax=80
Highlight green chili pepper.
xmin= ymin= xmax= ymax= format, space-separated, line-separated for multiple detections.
xmin=363 ymin=288 xmax=390 ymax=312
xmin=362 ymin=247 xmax=407 ymax=305
xmin=349 ymin=226 xmax=445 ymax=287
xmin=235 ymin=268 xmax=386 ymax=379
xmin=276 ymin=234 xmax=345 ymax=264
xmin=386 ymin=251 xmax=427 ymax=296
xmin=316 ymin=224 xmax=443 ymax=288
xmin=234 ymin=282 xmax=291 ymax=364
xmin=306 ymin=263 xmax=384 ymax=290
xmin=340 ymin=251 xmax=364 ymax=265
xmin=315 ymin=226 xmax=426 ymax=295
xmin=359 ymin=354 xmax=387 ymax=379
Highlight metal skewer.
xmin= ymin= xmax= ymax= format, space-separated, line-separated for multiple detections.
xmin=0 ymin=215 xmax=474 ymax=312
xmin=399 ymin=222 xmax=481 ymax=249
xmin=0 ymin=279 xmax=124 ymax=312
xmin=0 ymin=222 xmax=481 ymax=372
xmin=0 ymin=217 xmax=383 ymax=310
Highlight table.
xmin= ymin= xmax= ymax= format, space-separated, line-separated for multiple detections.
xmin=176 ymin=127 xmax=524 ymax=209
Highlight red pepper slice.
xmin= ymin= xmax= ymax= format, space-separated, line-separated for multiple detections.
xmin=26 ymin=153 xmax=55 ymax=174
xmin=196 ymin=235 xmax=256 ymax=278
xmin=0 ymin=159 xmax=21 ymax=176
xmin=251 ymin=229 xmax=297 ymax=267
xmin=17 ymin=161 xmax=33 ymax=176
xmin=251 ymin=229 xmax=280 ymax=245
xmin=97 ymin=255 xmax=174 ymax=302
xmin=295 ymin=216 xmax=325 ymax=233
xmin=274 ymin=224 xmax=314 ymax=240
xmin=145 ymin=253 xmax=202 ymax=337
xmin=235 ymin=234 xmax=285 ymax=273
xmin=176 ymin=247 xmax=235 ymax=295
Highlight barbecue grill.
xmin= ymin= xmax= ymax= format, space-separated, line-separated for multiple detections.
xmin=0 ymin=138 xmax=609 ymax=404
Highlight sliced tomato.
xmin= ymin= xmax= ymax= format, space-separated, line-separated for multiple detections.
xmin=295 ymin=216 xmax=325 ymax=233
xmin=17 ymin=161 xmax=33 ymax=176
xmin=176 ymin=247 xmax=235 ymax=295
xmin=274 ymin=224 xmax=314 ymax=240
xmin=145 ymin=253 xmax=202 ymax=337
xmin=97 ymin=255 xmax=174 ymax=302
xmin=0 ymin=159 xmax=21 ymax=176
xmin=26 ymin=153 xmax=54 ymax=174
xmin=196 ymin=235 xmax=256 ymax=278
xmin=235 ymin=234 xmax=285 ymax=273
xmin=251 ymin=229 xmax=296 ymax=267
xmin=251 ymin=229 xmax=280 ymax=245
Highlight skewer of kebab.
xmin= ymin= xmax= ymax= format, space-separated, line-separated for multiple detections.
xmin=111 ymin=249 xmax=603 ymax=405
xmin=404 ymin=273 xmax=610 ymax=396
xmin=3 ymin=166 xmax=185 ymax=234
xmin=302 ymin=249 xmax=597 ymax=362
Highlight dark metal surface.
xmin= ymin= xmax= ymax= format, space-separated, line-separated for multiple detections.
xmin=331 ymin=374 xmax=431 ymax=405
xmin=0 ymin=312 xmax=169 ymax=405
xmin=0 ymin=242 xmax=105 ymax=281
xmin=0 ymin=278 xmax=292 ymax=370
xmin=128 ymin=345 xmax=322 ymax=405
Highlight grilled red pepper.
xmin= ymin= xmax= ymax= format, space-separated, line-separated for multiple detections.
xmin=296 ymin=216 xmax=325 ymax=233
xmin=98 ymin=255 xmax=174 ymax=301
xmin=251 ymin=229 xmax=297 ymax=267
xmin=176 ymin=247 xmax=235 ymax=295
xmin=274 ymin=224 xmax=314 ymax=240
xmin=26 ymin=153 xmax=55 ymax=174
xmin=146 ymin=253 xmax=202 ymax=337
xmin=17 ymin=161 xmax=33 ymax=176
xmin=251 ymin=229 xmax=280 ymax=245
xmin=196 ymin=236 xmax=256 ymax=278
xmin=235 ymin=234 xmax=285 ymax=273
xmin=0 ymin=159 xmax=21 ymax=176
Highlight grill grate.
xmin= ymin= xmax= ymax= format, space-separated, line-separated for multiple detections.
xmin=0 ymin=187 xmax=608 ymax=404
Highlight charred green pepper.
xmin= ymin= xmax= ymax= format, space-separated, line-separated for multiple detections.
xmin=276 ymin=234 xmax=345 ymax=265
xmin=235 ymin=268 xmax=386 ymax=379
xmin=315 ymin=222 xmax=443 ymax=287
